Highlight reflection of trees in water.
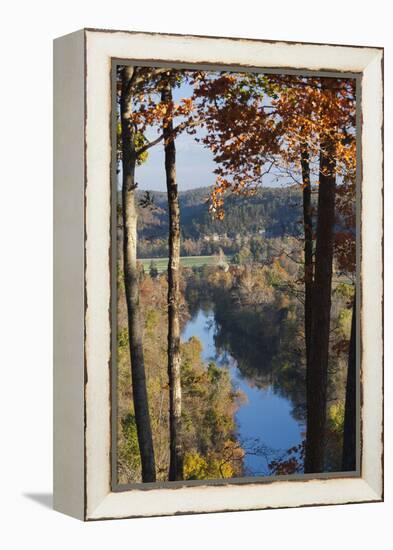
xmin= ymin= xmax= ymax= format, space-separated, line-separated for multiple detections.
xmin=186 ymin=292 xmax=212 ymax=318
xmin=212 ymin=299 xmax=307 ymax=426
xmin=239 ymin=437 xmax=286 ymax=477
xmin=184 ymin=268 xmax=350 ymax=475
xmin=235 ymin=437 xmax=305 ymax=477
xmin=187 ymin=290 xmax=308 ymax=475
xmin=212 ymin=302 xmax=343 ymax=474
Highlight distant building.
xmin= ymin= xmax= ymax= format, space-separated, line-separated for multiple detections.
xmin=204 ymin=233 xmax=225 ymax=242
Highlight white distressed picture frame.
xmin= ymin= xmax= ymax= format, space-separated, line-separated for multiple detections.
xmin=53 ymin=28 xmax=383 ymax=521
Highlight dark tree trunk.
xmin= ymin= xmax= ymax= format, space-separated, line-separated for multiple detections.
xmin=301 ymin=144 xmax=313 ymax=364
xmin=305 ymin=89 xmax=337 ymax=473
xmin=121 ymin=66 xmax=156 ymax=482
xmin=342 ymin=295 xmax=357 ymax=471
xmin=162 ymin=82 xmax=183 ymax=481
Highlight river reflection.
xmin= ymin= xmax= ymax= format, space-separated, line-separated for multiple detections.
xmin=181 ymin=307 xmax=305 ymax=476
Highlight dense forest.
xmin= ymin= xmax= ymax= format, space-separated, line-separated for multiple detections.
xmin=133 ymin=186 xmax=305 ymax=258
xmin=116 ymin=65 xmax=357 ymax=484
xmin=117 ymin=265 xmax=245 ymax=482
xmin=117 ymin=237 xmax=353 ymax=481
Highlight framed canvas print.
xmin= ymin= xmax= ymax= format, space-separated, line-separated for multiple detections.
xmin=53 ymin=29 xmax=383 ymax=520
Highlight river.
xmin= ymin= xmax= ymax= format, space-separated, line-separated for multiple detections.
xmin=181 ymin=307 xmax=304 ymax=476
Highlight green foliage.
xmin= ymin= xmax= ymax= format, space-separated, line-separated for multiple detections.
xmin=338 ymin=308 xmax=352 ymax=338
xmin=134 ymin=132 xmax=149 ymax=165
xmin=183 ymin=451 xmax=234 ymax=480
xmin=328 ymin=401 xmax=345 ymax=434
xmin=231 ymin=246 xmax=252 ymax=265
xmin=118 ymin=413 xmax=141 ymax=479
xmin=117 ymin=121 xmax=149 ymax=165
xmin=183 ymin=452 xmax=209 ymax=479
xmin=149 ymin=260 xmax=159 ymax=279
xmin=207 ymin=362 xmax=222 ymax=384
xmin=117 ymin=327 xmax=129 ymax=351
xmin=135 ymin=186 xmax=304 ymax=258
xmin=117 ymin=265 xmax=125 ymax=293
xmin=145 ymin=308 xmax=160 ymax=333
xmin=334 ymin=282 xmax=355 ymax=300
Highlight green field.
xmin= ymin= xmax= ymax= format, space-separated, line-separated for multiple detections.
xmin=139 ymin=255 xmax=222 ymax=273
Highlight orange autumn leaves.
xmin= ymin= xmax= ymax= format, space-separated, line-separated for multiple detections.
xmin=194 ymin=73 xmax=280 ymax=212
xmin=127 ymin=69 xmax=356 ymax=273
xmin=130 ymin=95 xmax=195 ymax=134
xmin=274 ymin=76 xmax=356 ymax=177
xmin=124 ymin=70 xmax=356 ymax=199
xmin=192 ymin=73 xmax=357 ymax=276
xmin=193 ymin=74 xmax=356 ymax=216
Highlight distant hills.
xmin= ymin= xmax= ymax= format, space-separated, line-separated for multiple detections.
xmin=134 ymin=185 xmax=304 ymax=241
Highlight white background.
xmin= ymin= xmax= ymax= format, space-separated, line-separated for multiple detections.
xmin=0 ymin=1 xmax=391 ymax=548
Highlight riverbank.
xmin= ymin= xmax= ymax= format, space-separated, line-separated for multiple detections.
xmin=181 ymin=307 xmax=304 ymax=476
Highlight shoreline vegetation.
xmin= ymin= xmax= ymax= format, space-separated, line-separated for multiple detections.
xmin=117 ymin=67 xmax=356 ymax=484
xmin=118 ymin=232 xmax=353 ymax=483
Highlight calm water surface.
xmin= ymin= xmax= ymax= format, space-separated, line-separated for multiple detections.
xmin=181 ymin=308 xmax=304 ymax=476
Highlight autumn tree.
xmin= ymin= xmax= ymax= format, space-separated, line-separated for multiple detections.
xmin=120 ymin=66 xmax=157 ymax=482
xmin=193 ymin=71 xmax=356 ymax=473
xmin=292 ymin=77 xmax=356 ymax=472
xmin=264 ymin=76 xmax=356 ymax=472
xmin=304 ymin=79 xmax=338 ymax=471
xmin=161 ymin=77 xmax=183 ymax=480
xmin=125 ymin=68 xmax=201 ymax=480
xmin=120 ymin=67 xmax=356 ymax=479
xmin=334 ymin=170 xmax=356 ymax=472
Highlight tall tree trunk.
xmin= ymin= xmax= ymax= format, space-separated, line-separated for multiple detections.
xmin=342 ymin=295 xmax=357 ymax=471
xmin=162 ymin=82 xmax=184 ymax=481
xmin=305 ymin=88 xmax=337 ymax=472
xmin=121 ymin=66 xmax=156 ymax=482
xmin=301 ymin=143 xmax=313 ymax=364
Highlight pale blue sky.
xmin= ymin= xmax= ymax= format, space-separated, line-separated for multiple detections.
xmin=134 ymin=81 xmax=216 ymax=191
xmin=135 ymin=129 xmax=217 ymax=191
xmin=126 ymin=78 xmax=284 ymax=192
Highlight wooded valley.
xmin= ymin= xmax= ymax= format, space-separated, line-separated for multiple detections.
xmin=115 ymin=66 xmax=357 ymax=484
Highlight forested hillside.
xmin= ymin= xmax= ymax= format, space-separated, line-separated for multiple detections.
xmin=117 ymin=66 xmax=357 ymax=484
xmin=131 ymin=186 xmax=307 ymax=257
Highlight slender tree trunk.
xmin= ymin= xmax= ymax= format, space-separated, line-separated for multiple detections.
xmin=121 ymin=66 xmax=156 ymax=482
xmin=162 ymin=82 xmax=183 ymax=481
xmin=342 ymin=295 xmax=357 ymax=471
xmin=301 ymin=144 xmax=313 ymax=364
xmin=305 ymin=92 xmax=337 ymax=472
